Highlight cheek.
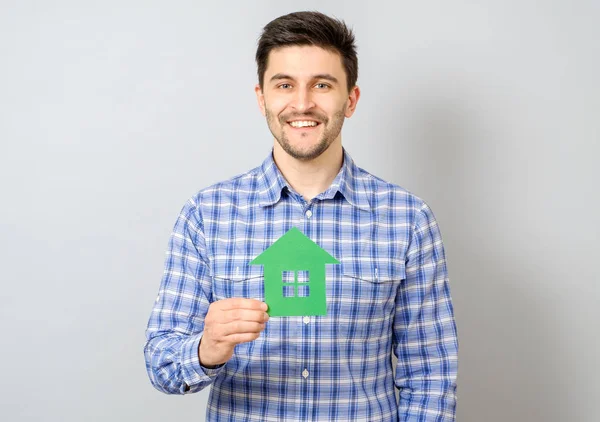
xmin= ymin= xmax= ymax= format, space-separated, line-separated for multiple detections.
xmin=264 ymin=94 xmax=288 ymax=112
xmin=318 ymin=97 xmax=345 ymax=115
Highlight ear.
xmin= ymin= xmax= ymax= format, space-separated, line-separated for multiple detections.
xmin=344 ymin=85 xmax=361 ymax=118
xmin=255 ymin=84 xmax=266 ymax=116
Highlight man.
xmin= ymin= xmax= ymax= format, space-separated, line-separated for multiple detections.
xmin=144 ymin=11 xmax=458 ymax=421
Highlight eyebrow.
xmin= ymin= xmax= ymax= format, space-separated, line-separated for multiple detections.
xmin=269 ymin=73 xmax=339 ymax=84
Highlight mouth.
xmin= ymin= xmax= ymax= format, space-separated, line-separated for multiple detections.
xmin=286 ymin=120 xmax=321 ymax=130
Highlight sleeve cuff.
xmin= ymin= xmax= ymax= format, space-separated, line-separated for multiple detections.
xmin=179 ymin=332 xmax=224 ymax=390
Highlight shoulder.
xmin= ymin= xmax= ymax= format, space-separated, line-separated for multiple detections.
xmin=355 ymin=166 xmax=444 ymax=250
xmin=354 ymin=163 xmax=428 ymax=216
xmin=182 ymin=164 xmax=264 ymax=214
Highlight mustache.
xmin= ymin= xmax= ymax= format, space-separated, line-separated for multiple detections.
xmin=280 ymin=112 xmax=327 ymax=123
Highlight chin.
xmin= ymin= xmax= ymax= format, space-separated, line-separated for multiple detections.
xmin=284 ymin=141 xmax=331 ymax=161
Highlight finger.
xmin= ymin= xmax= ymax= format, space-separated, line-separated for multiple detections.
xmin=221 ymin=309 xmax=269 ymax=324
xmin=224 ymin=331 xmax=262 ymax=344
xmin=217 ymin=298 xmax=268 ymax=312
xmin=220 ymin=321 xmax=266 ymax=337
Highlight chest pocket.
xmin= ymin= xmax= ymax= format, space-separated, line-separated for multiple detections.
xmin=330 ymin=258 xmax=405 ymax=338
xmin=211 ymin=259 xmax=265 ymax=302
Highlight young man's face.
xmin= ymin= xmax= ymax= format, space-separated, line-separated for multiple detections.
xmin=255 ymin=45 xmax=360 ymax=161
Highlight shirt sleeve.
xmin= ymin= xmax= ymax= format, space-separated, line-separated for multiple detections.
xmin=393 ymin=202 xmax=459 ymax=421
xmin=143 ymin=196 xmax=223 ymax=395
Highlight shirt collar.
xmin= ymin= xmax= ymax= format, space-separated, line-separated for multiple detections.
xmin=256 ymin=148 xmax=372 ymax=211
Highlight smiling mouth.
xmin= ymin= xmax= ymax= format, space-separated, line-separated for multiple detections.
xmin=287 ymin=120 xmax=321 ymax=129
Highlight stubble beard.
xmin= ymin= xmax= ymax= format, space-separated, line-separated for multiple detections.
xmin=265 ymin=106 xmax=347 ymax=161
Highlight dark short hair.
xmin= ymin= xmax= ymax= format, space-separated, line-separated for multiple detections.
xmin=256 ymin=11 xmax=358 ymax=93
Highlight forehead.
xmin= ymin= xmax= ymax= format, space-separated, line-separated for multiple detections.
xmin=265 ymin=45 xmax=346 ymax=81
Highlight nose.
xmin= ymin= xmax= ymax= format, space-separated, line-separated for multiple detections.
xmin=290 ymin=86 xmax=316 ymax=112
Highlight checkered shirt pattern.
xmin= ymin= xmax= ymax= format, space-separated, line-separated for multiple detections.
xmin=144 ymin=148 xmax=458 ymax=421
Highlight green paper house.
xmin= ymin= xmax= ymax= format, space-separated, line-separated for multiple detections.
xmin=249 ymin=227 xmax=339 ymax=317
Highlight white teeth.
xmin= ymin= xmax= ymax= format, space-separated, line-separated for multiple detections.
xmin=289 ymin=120 xmax=318 ymax=128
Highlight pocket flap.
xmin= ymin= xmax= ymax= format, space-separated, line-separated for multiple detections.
xmin=212 ymin=258 xmax=264 ymax=282
xmin=341 ymin=258 xmax=405 ymax=282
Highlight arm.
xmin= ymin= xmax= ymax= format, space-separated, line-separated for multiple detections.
xmin=143 ymin=197 xmax=221 ymax=395
xmin=393 ymin=202 xmax=459 ymax=421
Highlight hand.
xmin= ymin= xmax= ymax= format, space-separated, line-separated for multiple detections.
xmin=198 ymin=298 xmax=269 ymax=367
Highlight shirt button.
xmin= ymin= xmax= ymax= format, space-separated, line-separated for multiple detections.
xmin=303 ymin=316 xmax=310 ymax=324
xmin=302 ymin=369 xmax=309 ymax=379
xmin=305 ymin=210 xmax=312 ymax=218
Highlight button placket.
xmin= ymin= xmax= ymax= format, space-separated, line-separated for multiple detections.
xmin=299 ymin=202 xmax=315 ymax=384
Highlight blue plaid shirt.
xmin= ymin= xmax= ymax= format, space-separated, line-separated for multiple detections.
xmin=144 ymin=148 xmax=458 ymax=421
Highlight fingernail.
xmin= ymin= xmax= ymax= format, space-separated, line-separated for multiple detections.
xmin=261 ymin=302 xmax=268 ymax=311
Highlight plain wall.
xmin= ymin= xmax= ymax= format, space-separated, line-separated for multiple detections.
xmin=1 ymin=1 xmax=598 ymax=421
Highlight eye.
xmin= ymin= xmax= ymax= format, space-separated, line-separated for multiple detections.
xmin=278 ymin=83 xmax=292 ymax=89
xmin=315 ymin=83 xmax=330 ymax=89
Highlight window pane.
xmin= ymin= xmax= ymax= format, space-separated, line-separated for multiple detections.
xmin=297 ymin=270 xmax=309 ymax=283
xmin=282 ymin=270 xmax=294 ymax=283
xmin=297 ymin=285 xmax=309 ymax=297
xmin=283 ymin=285 xmax=295 ymax=297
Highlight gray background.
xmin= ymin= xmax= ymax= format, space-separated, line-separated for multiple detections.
xmin=1 ymin=1 xmax=598 ymax=421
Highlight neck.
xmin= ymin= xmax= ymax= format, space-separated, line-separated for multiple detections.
xmin=272 ymin=138 xmax=344 ymax=203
